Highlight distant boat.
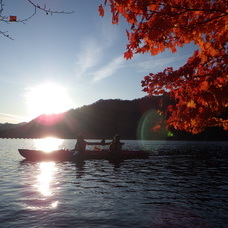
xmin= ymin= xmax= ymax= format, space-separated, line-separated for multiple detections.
xmin=18 ymin=149 xmax=149 ymax=161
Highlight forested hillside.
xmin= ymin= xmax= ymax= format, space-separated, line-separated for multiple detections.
xmin=0 ymin=96 xmax=227 ymax=140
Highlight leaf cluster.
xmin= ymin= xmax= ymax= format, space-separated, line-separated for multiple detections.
xmin=100 ymin=0 xmax=228 ymax=133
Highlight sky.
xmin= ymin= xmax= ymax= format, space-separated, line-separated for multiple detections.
xmin=0 ymin=0 xmax=197 ymax=124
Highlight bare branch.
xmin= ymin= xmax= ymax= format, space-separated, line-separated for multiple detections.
xmin=20 ymin=0 xmax=74 ymax=23
xmin=0 ymin=30 xmax=14 ymax=40
xmin=0 ymin=0 xmax=74 ymax=39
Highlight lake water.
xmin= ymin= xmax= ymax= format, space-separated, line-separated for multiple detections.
xmin=0 ymin=139 xmax=227 ymax=228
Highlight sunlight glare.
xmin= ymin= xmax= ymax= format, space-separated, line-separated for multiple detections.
xmin=26 ymin=161 xmax=60 ymax=210
xmin=34 ymin=137 xmax=63 ymax=152
xmin=51 ymin=201 xmax=59 ymax=208
xmin=35 ymin=162 xmax=56 ymax=197
xmin=25 ymin=82 xmax=74 ymax=121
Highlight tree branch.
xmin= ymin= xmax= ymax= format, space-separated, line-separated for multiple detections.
xmin=0 ymin=30 xmax=14 ymax=40
xmin=0 ymin=0 xmax=74 ymax=39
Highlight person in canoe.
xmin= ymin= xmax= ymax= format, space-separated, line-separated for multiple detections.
xmin=75 ymin=134 xmax=86 ymax=153
xmin=100 ymin=138 xmax=106 ymax=145
xmin=109 ymin=134 xmax=124 ymax=152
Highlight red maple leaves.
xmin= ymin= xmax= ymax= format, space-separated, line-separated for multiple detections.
xmin=100 ymin=0 xmax=228 ymax=134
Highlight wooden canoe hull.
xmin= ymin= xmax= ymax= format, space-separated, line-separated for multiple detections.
xmin=18 ymin=149 xmax=149 ymax=161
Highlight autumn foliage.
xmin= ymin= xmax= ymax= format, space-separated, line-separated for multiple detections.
xmin=99 ymin=0 xmax=228 ymax=134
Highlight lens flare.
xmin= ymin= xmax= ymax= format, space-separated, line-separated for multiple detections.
xmin=137 ymin=109 xmax=167 ymax=140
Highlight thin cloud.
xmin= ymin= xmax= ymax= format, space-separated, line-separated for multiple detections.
xmin=87 ymin=52 xmax=192 ymax=83
xmin=91 ymin=53 xmax=188 ymax=82
xmin=136 ymin=54 xmax=191 ymax=73
xmin=74 ymin=18 xmax=121 ymax=80
xmin=92 ymin=55 xmax=125 ymax=82
xmin=74 ymin=38 xmax=103 ymax=78
xmin=0 ymin=112 xmax=26 ymax=123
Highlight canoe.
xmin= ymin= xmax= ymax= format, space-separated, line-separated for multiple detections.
xmin=18 ymin=149 xmax=149 ymax=161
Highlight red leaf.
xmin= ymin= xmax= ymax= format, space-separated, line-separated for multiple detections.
xmin=98 ymin=5 xmax=104 ymax=17
xmin=124 ymin=49 xmax=133 ymax=59
xmin=10 ymin=16 xmax=17 ymax=22
xmin=152 ymin=124 xmax=161 ymax=132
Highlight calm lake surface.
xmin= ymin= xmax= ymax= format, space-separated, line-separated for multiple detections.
xmin=0 ymin=139 xmax=227 ymax=228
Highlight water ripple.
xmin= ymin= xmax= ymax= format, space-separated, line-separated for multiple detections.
xmin=0 ymin=140 xmax=227 ymax=227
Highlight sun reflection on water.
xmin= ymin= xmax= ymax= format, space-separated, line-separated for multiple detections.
xmin=23 ymin=137 xmax=63 ymax=210
xmin=28 ymin=161 xmax=59 ymax=210
xmin=34 ymin=137 xmax=63 ymax=152
xmin=36 ymin=162 xmax=56 ymax=196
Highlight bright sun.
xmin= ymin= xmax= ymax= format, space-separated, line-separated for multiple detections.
xmin=26 ymin=82 xmax=74 ymax=120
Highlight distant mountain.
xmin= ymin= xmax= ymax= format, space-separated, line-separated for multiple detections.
xmin=0 ymin=96 xmax=227 ymax=140
xmin=0 ymin=122 xmax=27 ymax=131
